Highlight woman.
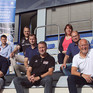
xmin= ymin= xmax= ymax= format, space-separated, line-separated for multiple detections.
xmin=58 ymin=24 xmax=73 ymax=64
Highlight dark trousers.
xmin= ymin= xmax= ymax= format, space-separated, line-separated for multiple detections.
xmin=67 ymin=75 xmax=93 ymax=93
xmin=58 ymin=53 xmax=65 ymax=64
xmin=13 ymin=75 xmax=53 ymax=93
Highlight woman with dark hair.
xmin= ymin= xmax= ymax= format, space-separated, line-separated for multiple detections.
xmin=58 ymin=24 xmax=73 ymax=64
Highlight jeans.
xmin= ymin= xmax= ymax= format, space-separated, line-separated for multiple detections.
xmin=67 ymin=75 xmax=93 ymax=93
xmin=13 ymin=75 xmax=53 ymax=93
xmin=63 ymin=63 xmax=72 ymax=76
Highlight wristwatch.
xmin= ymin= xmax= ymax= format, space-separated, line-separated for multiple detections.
xmin=80 ymin=73 xmax=83 ymax=77
xmin=39 ymin=75 xmax=42 ymax=80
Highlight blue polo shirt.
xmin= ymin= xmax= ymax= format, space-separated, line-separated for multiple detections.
xmin=66 ymin=42 xmax=80 ymax=57
xmin=25 ymin=46 xmax=39 ymax=61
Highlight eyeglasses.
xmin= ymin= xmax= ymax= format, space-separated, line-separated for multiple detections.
xmin=72 ymin=35 xmax=78 ymax=38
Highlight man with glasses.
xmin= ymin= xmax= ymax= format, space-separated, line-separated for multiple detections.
xmin=10 ymin=26 xmax=30 ymax=74
xmin=60 ymin=31 xmax=80 ymax=76
xmin=67 ymin=39 xmax=93 ymax=93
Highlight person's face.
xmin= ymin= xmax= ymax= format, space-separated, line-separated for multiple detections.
xmin=1 ymin=37 xmax=7 ymax=44
xmin=71 ymin=32 xmax=80 ymax=43
xmin=65 ymin=26 xmax=72 ymax=35
xmin=29 ymin=36 xmax=36 ymax=45
xmin=79 ymin=40 xmax=89 ymax=55
xmin=23 ymin=27 xmax=30 ymax=37
xmin=38 ymin=43 xmax=47 ymax=56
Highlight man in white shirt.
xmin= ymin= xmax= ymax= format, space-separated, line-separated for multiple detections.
xmin=67 ymin=39 xmax=93 ymax=93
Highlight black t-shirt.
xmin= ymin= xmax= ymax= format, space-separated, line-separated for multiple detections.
xmin=19 ymin=37 xmax=30 ymax=55
xmin=29 ymin=53 xmax=55 ymax=76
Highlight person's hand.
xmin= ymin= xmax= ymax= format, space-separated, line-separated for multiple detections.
xmin=27 ymin=74 xmax=35 ymax=82
xmin=27 ymin=76 xmax=32 ymax=82
xmin=33 ymin=76 xmax=40 ymax=82
xmin=30 ymin=74 xmax=40 ymax=83
xmin=82 ymin=74 xmax=93 ymax=83
xmin=62 ymin=51 xmax=66 ymax=54
xmin=10 ymin=52 xmax=15 ymax=58
xmin=60 ymin=63 xmax=66 ymax=70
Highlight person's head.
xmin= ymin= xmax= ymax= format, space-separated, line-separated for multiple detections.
xmin=38 ymin=41 xmax=47 ymax=56
xmin=71 ymin=31 xmax=80 ymax=43
xmin=64 ymin=24 xmax=73 ymax=36
xmin=78 ymin=39 xmax=89 ymax=55
xmin=29 ymin=34 xmax=37 ymax=45
xmin=23 ymin=26 xmax=30 ymax=38
xmin=1 ymin=35 xmax=7 ymax=45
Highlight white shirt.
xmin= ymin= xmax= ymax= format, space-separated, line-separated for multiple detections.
xmin=72 ymin=49 xmax=93 ymax=77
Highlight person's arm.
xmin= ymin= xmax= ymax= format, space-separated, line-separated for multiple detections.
xmin=71 ymin=67 xmax=93 ymax=83
xmin=24 ymin=57 xmax=29 ymax=70
xmin=6 ymin=45 xmax=12 ymax=59
xmin=59 ymin=37 xmax=64 ymax=53
xmin=61 ymin=43 xmax=72 ymax=69
xmin=0 ymin=71 xmax=4 ymax=77
xmin=27 ymin=66 xmax=32 ymax=82
xmin=61 ymin=55 xmax=69 ymax=69
xmin=33 ymin=67 xmax=54 ymax=83
xmin=41 ymin=67 xmax=54 ymax=78
xmin=10 ymin=45 xmax=20 ymax=58
xmin=72 ymin=55 xmax=93 ymax=83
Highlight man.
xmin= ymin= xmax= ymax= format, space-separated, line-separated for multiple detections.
xmin=10 ymin=26 xmax=30 ymax=73
xmin=13 ymin=41 xmax=55 ymax=93
xmin=67 ymin=39 xmax=93 ymax=93
xmin=14 ymin=34 xmax=39 ymax=77
xmin=60 ymin=31 xmax=80 ymax=75
xmin=0 ymin=55 xmax=9 ymax=89
xmin=0 ymin=35 xmax=12 ymax=60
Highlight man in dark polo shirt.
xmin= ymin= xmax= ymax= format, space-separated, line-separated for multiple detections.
xmin=61 ymin=31 xmax=80 ymax=76
xmin=13 ymin=41 xmax=55 ymax=93
xmin=10 ymin=26 xmax=30 ymax=74
xmin=0 ymin=55 xmax=8 ymax=89
xmin=14 ymin=34 xmax=39 ymax=77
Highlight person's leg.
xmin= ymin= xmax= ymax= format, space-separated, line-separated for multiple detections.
xmin=0 ymin=78 xmax=4 ymax=89
xmin=15 ymin=55 xmax=24 ymax=63
xmin=63 ymin=63 xmax=72 ymax=76
xmin=58 ymin=53 xmax=64 ymax=64
xmin=67 ymin=75 xmax=87 ymax=93
xmin=14 ymin=64 xmax=26 ymax=77
xmin=13 ymin=76 xmax=33 ymax=93
xmin=10 ymin=54 xmax=24 ymax=73
xmin=40 ymin=76 xmax=53 ymax=93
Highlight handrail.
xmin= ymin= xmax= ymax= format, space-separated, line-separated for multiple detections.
xmin=34 ymin=24 xmax=60 ymax=54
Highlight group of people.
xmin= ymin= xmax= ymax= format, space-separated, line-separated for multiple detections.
xmin=0 ymin=25 xmax=93 ymax=93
